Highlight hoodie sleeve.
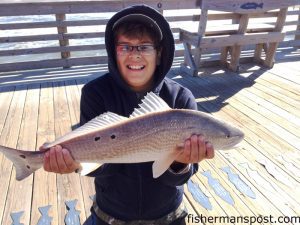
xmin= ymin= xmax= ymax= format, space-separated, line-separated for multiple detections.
xmin=157 ymin=87 xmax=199 ymax=186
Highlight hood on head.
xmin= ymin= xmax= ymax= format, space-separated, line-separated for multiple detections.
xmin=105 ymin=4 xmax=175 ymax=93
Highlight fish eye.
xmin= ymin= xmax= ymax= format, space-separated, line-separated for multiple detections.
xmin=111 ymin=134 xmax=116 ymax=139
xmin=94 ymin=137 xmax=101 ymax=141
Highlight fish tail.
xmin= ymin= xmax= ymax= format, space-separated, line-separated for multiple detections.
xmin=0 ymin=145 xmax=44 ymax=181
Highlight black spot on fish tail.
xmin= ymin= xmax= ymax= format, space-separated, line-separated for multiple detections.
xmin=26 ymin=165 xmax=30 ymax=169
xmin=111 ymin=134 xmax=116 ymax=139
xmin=94 ymin=137 xmax=101 ymax=141
xmin=20 ymin=155 xmax=26 ymax=159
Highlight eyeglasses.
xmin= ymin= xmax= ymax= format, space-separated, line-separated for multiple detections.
xmin=116 ymin=44 xmax=157 ymax=56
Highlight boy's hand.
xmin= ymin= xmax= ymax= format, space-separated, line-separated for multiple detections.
xmin=175 ymin=134 xmax=214 ymax=164
xmin=40 ymin=145 xmax=81 ymax=174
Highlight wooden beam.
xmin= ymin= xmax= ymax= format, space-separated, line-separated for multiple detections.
xmin=0 ymin=0 xmax=201 ymax=16
xmin=179 ymin=29 xmax=202 ymax=47
xmin=199 ymin=32 xmax=285 ymax=48
xmin=200 ymin=0 xmax=299 ymax=14
xmin=56 ymin=13 xmax=71 ymax=67
xmin=229 ymin=14 xmax=249 ymax=72
xmin=0 ymin=20 xmax=109 ymax=30
xmin=0 ymin=56 xmax=108 ymax=72
xmin=0 ymin=44 xmax=105 ymax=57
xmin=0 ymin=32 xmax=104 ymax=43
xmin=295 ymin=9 xmax=300 ymax=45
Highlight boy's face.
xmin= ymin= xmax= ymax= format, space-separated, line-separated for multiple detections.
xmin=115 ymin=34 xmax=160 ymax=92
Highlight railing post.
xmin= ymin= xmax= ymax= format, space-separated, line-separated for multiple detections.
xmin=56 ymin=13 xmax=71 ymax=68
xmin=295 ymin=7 xmax=300 ymax=47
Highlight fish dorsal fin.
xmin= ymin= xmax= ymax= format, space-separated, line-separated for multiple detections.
xmin=130 ymin=92 xmax=171 ymax=118
xmin=44 ymin=112 xmax=127 ymax=148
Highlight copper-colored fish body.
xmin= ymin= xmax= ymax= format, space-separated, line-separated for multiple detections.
xmin=0 ymin=93 xmax=244 ymax=181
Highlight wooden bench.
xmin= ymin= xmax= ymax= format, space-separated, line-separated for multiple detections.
xmin=179 ymin=0 xmax=299 ymax=75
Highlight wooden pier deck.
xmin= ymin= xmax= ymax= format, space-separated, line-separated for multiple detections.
xmin=0 ymin=47 xmax=300 ymax=225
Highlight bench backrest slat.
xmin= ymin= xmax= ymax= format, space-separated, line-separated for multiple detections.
xmin=200 ymin=0 xmax=299 ymax=14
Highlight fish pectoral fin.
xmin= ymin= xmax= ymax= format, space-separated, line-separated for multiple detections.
xmin=152 ymin=151 xmax=181 ymax=178
xmin=78 ymin=163 xmax=102 ymax=176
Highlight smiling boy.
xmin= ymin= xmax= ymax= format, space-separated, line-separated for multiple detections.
xmin=43 ymin=5 xmax=214 ymax=225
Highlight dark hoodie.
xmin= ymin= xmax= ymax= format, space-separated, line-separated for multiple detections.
xmin=80 ymin=4 xmax=198 ymax=222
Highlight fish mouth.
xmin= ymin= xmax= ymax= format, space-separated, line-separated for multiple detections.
xmin=223 ymin=134 xmax=244 ymax=150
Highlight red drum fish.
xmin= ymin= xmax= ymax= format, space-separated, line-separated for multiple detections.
xmin=0 ymin=92 xmax=244 ymax=181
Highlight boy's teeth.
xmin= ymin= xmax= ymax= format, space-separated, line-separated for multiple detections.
xmin=128 ymin=65 xmax=144 ymax=70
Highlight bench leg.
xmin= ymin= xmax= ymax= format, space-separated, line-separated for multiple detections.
xmin=220 ymin=47 xmax=229 ymax=67
xmin=254 ymin=43 xmax=263 ymax=63
xmin=228 ymin=46 xmax=241 ymax=72
xmin=263 ymin=42 xmax=278 ymax=68
xmin=180 ymin=42 xmax=199 ymax=76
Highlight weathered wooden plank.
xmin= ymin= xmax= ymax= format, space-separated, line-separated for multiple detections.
xmin=250 ymin=79 xmax=300 ymax=111
xmin=212 ymin=153 xmax=292 ymax=221
xmin=0 ymin=59 xmax=299 ymax=224
xmin=200 ymin=32 xmax=285 ymax=49
xmin=205 ymin=77 xmax=300 ymax=150
xmin=30 ymin=82 xmax=58 ymax=225
xmin=0 ymin=20 xmax=108 ymax=30
xmin=52 ymin=81 xmax=86 ymax=224
xmin=257 ymin=67 xmax=300 ymax=94
xmin=2 ymin=84 xmax=40 ymax=225
xmin=193 ymin=161 xmax=260 ymax=221
xmin=184 ymin=175 xmax=230 ymax=225
xmin=227 ymin=152 xmax=300 ymax=216
xmin=0 ymin=0 xmax=201 ymax=16
xmin=287 ymin=9 xmax=300 ymax=15
xmin=228 ymin=14 xmax=249 ymax=71
xmin=296 ymin=11 xmax=300 ymax=41
xmin=0 ymin=12 xmax=280 ymax=31
xmin=180 ymin=31 xmax=285 ymax=50
xmin=0 ymin=86 xmax=15 ymax=225
xmin=0 ymin=56 xmax=108 ymax=72
xmin=286 ymin=30 xmax=300 ymax=35
xmin=0 ymin=44 xmax=106 ymax=57
xmin=177 ymin=70 xmax=300 ymax=215
xmin=0 ymin=86 xmax=15 ymax=134
xmin=202 ymin=155 xmax=296 ymax=224
xmin=239 ymin=88 xmax=300 ymax=131
xmin=201 ymin=0 xmax=299 ymax=14
xmin=0 ymin=86 xmax=27 ymax=225
xmin=0 ymin=32 xmax=104 ymax=43
xmin=56 ymin=13 xmax=71 ymax=60
xmin=177 ymin=67 xmax=299 ymax=154
xmin=0 ymin=34 xmax=61 ymax=43
xmin=64 ymin=80 xmax=95 ymax=218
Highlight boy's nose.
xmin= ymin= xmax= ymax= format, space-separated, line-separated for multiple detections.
xmin=129 ymin=50 xmax=142 ymax=59
xmin=129 ymin=47 xmax=142 ymax=55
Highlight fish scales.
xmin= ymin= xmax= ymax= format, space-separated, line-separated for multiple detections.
xmin=0 ymin=92 xmax=244 ymax=180
xmin=62 ymin=110 xmax=196 ymax=163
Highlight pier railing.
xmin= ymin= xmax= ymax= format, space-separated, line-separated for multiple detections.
xmin=0 ymin=0 xmax=299 ymax=72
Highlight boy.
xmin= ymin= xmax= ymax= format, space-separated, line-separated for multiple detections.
xmin=43 ymin=5 xmax=214 ymax=225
